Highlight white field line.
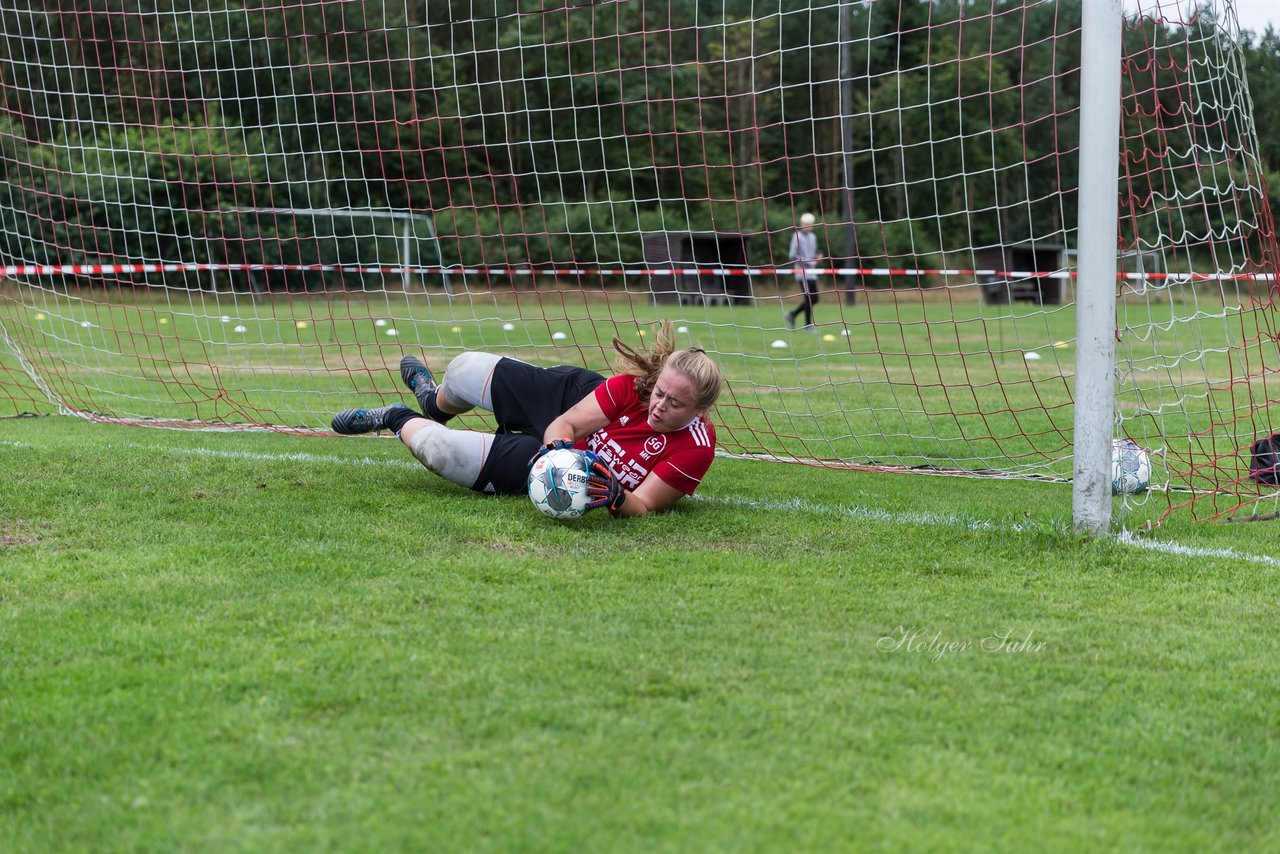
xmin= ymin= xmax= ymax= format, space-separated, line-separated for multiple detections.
xmin=702 ymin=493 xmax=1280 ymax=568
xmin=114 ymin=443 xmax=424 ymax=473
xmin=689 ymin=492 xmax=1024 ymax=533
xmin=1113 ymin=530 xmax=1280 ymax=567
xmin=121 ymin=442 xmax=1280 ymax=568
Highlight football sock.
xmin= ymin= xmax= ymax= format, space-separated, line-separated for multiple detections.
xmin=419 ymin=394 xmax=455 ymax=425
xmin=384 ymin=405 xmax=422 ymax=436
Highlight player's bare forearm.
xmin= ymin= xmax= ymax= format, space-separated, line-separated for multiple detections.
xmin=614 ymin=491 xmax=664 ymax=517
xmin=617 ymin=476 xmax=685 ymax=516
xmin=544 ymin=394 xmax=609 ymax=444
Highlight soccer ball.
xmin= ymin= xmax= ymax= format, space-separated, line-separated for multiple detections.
xmin=527 ymin=448 xmax=593 ymax=520
xmin=1111 ymin=438 xmax=1151 ymax=495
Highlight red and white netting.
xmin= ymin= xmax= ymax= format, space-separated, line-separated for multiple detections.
xmin=0 ymin=0 xmax=1276 ymax=521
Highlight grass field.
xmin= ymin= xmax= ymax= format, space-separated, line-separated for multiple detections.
xmin=3 ymin=279 xmax=1271 ymax=510
xmin=3 ymin=414 xmax=1280 ymax=851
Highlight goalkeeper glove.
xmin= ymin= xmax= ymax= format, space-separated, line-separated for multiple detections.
xmin=584 ymin=456 xmax=626 ymax=514
xmin=528 ymin=439 xmax=574 ymax=469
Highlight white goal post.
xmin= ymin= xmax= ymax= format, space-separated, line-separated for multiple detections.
xmin=1073 ymin=0 xmax=1125 ymax=535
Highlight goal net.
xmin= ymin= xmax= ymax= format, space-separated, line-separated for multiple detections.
xmin=0 ymin=0 xmax=1276 ymax=523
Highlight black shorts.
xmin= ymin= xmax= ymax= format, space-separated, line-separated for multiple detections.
xmin=471 ymin=358 xmax=606 ymax=495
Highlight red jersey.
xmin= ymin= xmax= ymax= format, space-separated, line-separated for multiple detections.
xmin=576 ymin=373 xmax=716 ymax=495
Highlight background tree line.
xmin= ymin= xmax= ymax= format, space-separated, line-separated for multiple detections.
xmin=0 ymin=0 xmax=1275 ymax=289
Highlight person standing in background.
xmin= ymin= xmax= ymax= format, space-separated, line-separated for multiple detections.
xmin=785 ymin=212 xmax=823 ymax=330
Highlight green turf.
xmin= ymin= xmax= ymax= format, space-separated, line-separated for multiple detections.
xmin=3 ymin=279 xmax=1272 ymax=513
xmin=2 ymin=416 xmax=1278 ymax=851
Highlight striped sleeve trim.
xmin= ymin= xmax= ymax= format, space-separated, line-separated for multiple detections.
xmin=686 ymin=417 xmax=712 ymax=447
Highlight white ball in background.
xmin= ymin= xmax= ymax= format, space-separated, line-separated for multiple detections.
xmin=1111 ymin=439 xmax=1152 ymax=495
xmin=502 ymin=322 xmax=516 ymax=331
xmin=385 ymin=328 xmax=398 ymax=336
xmin=770 ymin=339 xmax=788 ymax=349
xmin=233 ymin=325 xmax=247 ymax=333
xmin=375 ymin=319 xmax=387 ymax=327
xmin=552 ymin=331 xmax=567 ymax=341
xmin=676 ymin=325 xmax=689 ymax=333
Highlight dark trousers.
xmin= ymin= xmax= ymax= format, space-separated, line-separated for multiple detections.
xmin=789 ymin=278 xmax=820 ymax=326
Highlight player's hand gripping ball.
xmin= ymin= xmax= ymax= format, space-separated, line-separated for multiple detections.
xmin=584 ymin=455 xmax=626 ymax=514
xmin=527 ymin=447 xmax=594 ymax=520
xmin=527 ymin=439 xmax=574 ymax=469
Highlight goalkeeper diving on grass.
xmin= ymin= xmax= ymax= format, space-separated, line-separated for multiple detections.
xmin=330 ymin=323 xmax=722 ymax=516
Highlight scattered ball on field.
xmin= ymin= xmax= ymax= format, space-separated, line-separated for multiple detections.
xmin=676 ymin=325 xmax=688 ymax=333
xmin=451 ymin=325 xmax=461 ymax=333
xmin=375 ymin=319 xmax=387 ymax=327
xmin=1023 ymin=351 xmax=1041 ymax=361
xmin=770 ymin=339 xmax=788 ymax=349
xmin=220 ymin=315 xmax=231 ymax=323
xmin=385 ymin=328 xmax=398 ymax=336
xmin=233 ymin=325 xmax=247 ymax=333
xmin=637 ymin=330 xmax=646 ymax=337
xmin=1053 ymin=340 xmax=1070 ymax=349
xmin=822 ymin=334 xmax=836 ymax=342
xmin=840 ymin=329 xmax=850 ymax=336
xmin=502 ymin=322 xmax=515 ymax=331
xmin=80 ymin=320 xmax=93 ymax=328
xmin=1111 ymin=438 xmax=1151 ymax=495
xmin=527 ymin=448 xmax=593 ymax=520
xmin=159 ymin=317 xmax=168 ymax=325
xmin=552 ymin=331 xmax=567 ymax=340
xmin=295 ymin=321 xmax=309 ymax=329
xmin=34 ymin=313 xmax=46 ymax=320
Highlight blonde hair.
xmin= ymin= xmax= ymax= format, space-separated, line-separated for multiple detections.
xmin=611 ymin=322 xmax=723 ymax=410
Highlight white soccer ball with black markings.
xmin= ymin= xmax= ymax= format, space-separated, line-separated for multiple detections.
xmin=527 ymin=448 xmax=593 ymax=520
xmin=1111 ymin=438 xmax=1151 ymax=495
